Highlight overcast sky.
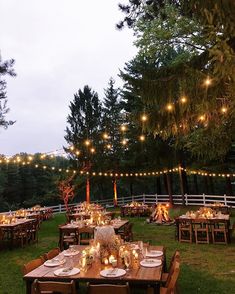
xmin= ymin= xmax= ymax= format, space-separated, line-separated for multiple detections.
xmin=0 ymin=0 xmax=137 ymax=156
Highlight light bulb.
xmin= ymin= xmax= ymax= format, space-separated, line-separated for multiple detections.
xmin=180 ymin=96 xmax=187 ymax=103
xmin=120 ymin=125 xmax=127 ymax=132
xmin=141 ymin=114 xmax=147 ymax=122
xmin=139 ymin=135 xmax=145 ymax=141
xmin=166 ymin=103 xmax=173 ymax=111
xmin=103 ymin=133 xmax=109 ymax=139
xmin=85 ymin=140 xmax=90 ymax=146
xmin=221 ymin=106 xmax=228 ymax=114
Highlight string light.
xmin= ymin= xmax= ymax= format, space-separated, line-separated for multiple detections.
xmin=198 ymin=115 xmax=206 ymax=121
xmin=139 ymin=135 xmax=145 ymax=141
xmin=141 ymin=114 xmax=148 ymax=122
xmin=120 ymin=125 xmax=127 ymax=132
xmin=103 ymin=133 xmax=109 ymax=139
xmin=204 ymin=77 xmax=212 ymax=86
xmin=166 ymin=103 xmax=173 ymax=111
xmin=106 ymin=144 xmax=112 ymax=149
xmin=180 ymin=96 xmax=187 ymax=104
xmin=75 ymin=151 xmax=80 ymax=156
xmin=221 ymin=106 xmax=228 ymax=114
xmin=84 ymin=140 xmax=91 ymax=146
xmin=90 ymin=148 xmax=95 ymax=153
xmin=121 ymin=139 xmax=127 ymax=145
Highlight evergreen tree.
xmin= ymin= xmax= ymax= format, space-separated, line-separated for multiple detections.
xmin=0 ymin=55 xmax=16 ymax=128
xmin=102 ymin=78 xmax=124 ymax=169
xmin=64 ymin=85 xmax=103 ymax=171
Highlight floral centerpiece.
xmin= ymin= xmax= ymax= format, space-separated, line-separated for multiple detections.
xmin=94 ymin=226 xmax=122 ymax=263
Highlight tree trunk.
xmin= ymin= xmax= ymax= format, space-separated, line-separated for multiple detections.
xmin=209 ymin=177 xmax=215 ymax=195
xmin=129 ymin=180 xmax=133 ymax=196
xmin=225 ymin=177 xmax=233 ymax=196
xmin=163 ymin=174 xmax=168 ymax=195
xmin=166 ymin=173 xmax=173 ymax=206
xmin=193 ymin=174 xmax=199 ymax=194
xmin=203 ymin=176 xmax=209 ymax=194
xmin=156 ymin=176 xmax=162 ymax=195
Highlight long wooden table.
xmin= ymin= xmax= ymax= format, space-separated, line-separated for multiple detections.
xmin=175 ymin=215 xmax=231 ymax=243
xmin=0 ymin=219 xmax=35 ymax=249
xmin=24 ymin=244 xmax=165 ymax=294
xmin=60 ymin=219 xmax=129 ymax=234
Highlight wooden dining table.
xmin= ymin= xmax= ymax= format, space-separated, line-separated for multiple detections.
xmin=24 ymin=244 xmax=165 ymax=294
xmin=0 ymin=219 xmax=34 ymax=249
xmin=60 ymin=219 xmax=129 ymax=234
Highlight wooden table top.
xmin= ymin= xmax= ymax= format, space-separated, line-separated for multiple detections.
xmin=24 ymin=244 xmax=164 ymax=284
xmin=0 ymin=218 xmax=34 ymax=228
xmin=60 ymin=219 xmax=129 ymax=231
xmin=176 ymin=215 xmax=230 ymax=221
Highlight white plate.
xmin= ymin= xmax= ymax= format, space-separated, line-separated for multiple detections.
xmin=100 ymin=268 xmax=126 ymax=278
xmin=140 ymin=259 xmax=162 ymax=268
xmin=44 ymin=259 xmax=65 ymax=267
xmin=146 ymin=250 xmax=163 ymax=258
xmin=54 ymin=267 xmax=80 ymax=276
xmin=63 ymin=250 xmax=80 ymax=256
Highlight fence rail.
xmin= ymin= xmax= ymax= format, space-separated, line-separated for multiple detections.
xmin=1 ymin=194 xmax=234 ymax=215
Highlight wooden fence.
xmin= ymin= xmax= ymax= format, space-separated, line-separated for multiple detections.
xmin=1 ymin=194 xmax=234 ymax=215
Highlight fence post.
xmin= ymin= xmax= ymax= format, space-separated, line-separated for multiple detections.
xmin=185 ymin=194 xmax=188 ymax=206
xmin=122 ymin=196 xmax=124 ymax=205
xmin=59 ymin=204 xmax=62 ymax=213
xmin=203 ymin=193 xmax=205 ymax=206
xmin=224 ymin=194 xmax=227 ymax=206
xmin=143 ymin=194 xmax=145 ymax=204
xmin=155 ymin=194 xmax=158 ymax=204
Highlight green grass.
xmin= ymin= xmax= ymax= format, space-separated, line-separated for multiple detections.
xmin=0 ymin=209 xmax=235 ymax=294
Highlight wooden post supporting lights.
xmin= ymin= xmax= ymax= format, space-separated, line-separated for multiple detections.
xmin=113 ymin=178 xmax=118 ymax=206
xmin=86 ymin=178 xmax=90 ymax=204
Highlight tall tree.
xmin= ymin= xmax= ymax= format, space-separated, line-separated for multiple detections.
xmin=102 ymin=78 xmax=124 ymax=169
xmin=118 ymin=1 xmax=235 ymax=161
xmin=0 ymin=55 xmax=16 ymax=128
xmin=64 ymin=85 xmax=103 ymax=171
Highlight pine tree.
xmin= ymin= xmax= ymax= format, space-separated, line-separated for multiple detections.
xmin=0 ymin=55 xmax=16 ymax=128
xmin=102 ymin=78 xmax=125 ymax=169
xmin=64 ymin=85 xmax=103 ymax=171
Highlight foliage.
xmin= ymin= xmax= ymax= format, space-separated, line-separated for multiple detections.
xmin=0 ymin=55 xmax=16 ymax=128
xmin=118 ymin=0 xmax=235 ymax=161
xmin=58 ymin=174 xmax=75 ymax=211
xmin=64 ymin=85 xmax=103 ymax=171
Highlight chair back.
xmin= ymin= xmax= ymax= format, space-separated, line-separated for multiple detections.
xmin=44 ymin=247 xmax=60 ymax=260
xmin=22 ymin=258 xmax=43 ymax=275
xmin=163 ymin=261 xmax=180 ymax=293
xmin=88 ymin=283 xmax=130 ymax=294
xmin=166 ymin=251 xmax=180 ymax=283
xmin=32 ymin=279 xmax=76 ymax=294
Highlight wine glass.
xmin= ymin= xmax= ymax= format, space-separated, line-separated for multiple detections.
xmin=124 ymin=253 xmax=131 ymax=271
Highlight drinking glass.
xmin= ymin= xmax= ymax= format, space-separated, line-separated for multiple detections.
xmin=124 ymin=253 xmax=131 ymax=271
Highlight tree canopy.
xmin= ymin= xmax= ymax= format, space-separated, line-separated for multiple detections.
xmin=118 ymin=0 xmax=235 ymax=161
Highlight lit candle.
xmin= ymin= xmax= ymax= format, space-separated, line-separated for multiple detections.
xmin=111 ymin=259 xmax=117 ymax=267
xmin=109 ymin=255 xmax=115 ymax=264
xmin=104 ymin=258 xmax=109 ymax=265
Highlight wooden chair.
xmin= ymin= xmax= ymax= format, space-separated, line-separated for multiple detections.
xmin=211 ymin=220 xmax=229 ymax=244
xmin=78 ymin=227 xmax=94 ymax=245
xmin=162 ymin=250 xmax=180 ymax=284
xmin=192 ymin=220 xmax=210 ymax=244
xmin=160 ymin=261 xmax=180 ymax=294
xmin=59 ymin=227 xmax=79 ymax=250
xmin=120 ymin=223 xmax=133 ymax=242
xmin=22 ymin=258 xmax=43 ymax=275
xmin=13 ymin=223 xmax=29 ymax=247
xmin=87 ymin=282 xmax=130 ymax=294
xmin=178 ymin=219 xmax=193 ymax=243
xmin=32 ymin=279 xmax=76 ymax=294
xmin=44 ymin=247 xmax=61 ymax=260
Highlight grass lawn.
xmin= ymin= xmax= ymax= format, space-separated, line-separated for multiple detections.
xmin=0 ymin=207 xmax=235 ymax=294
